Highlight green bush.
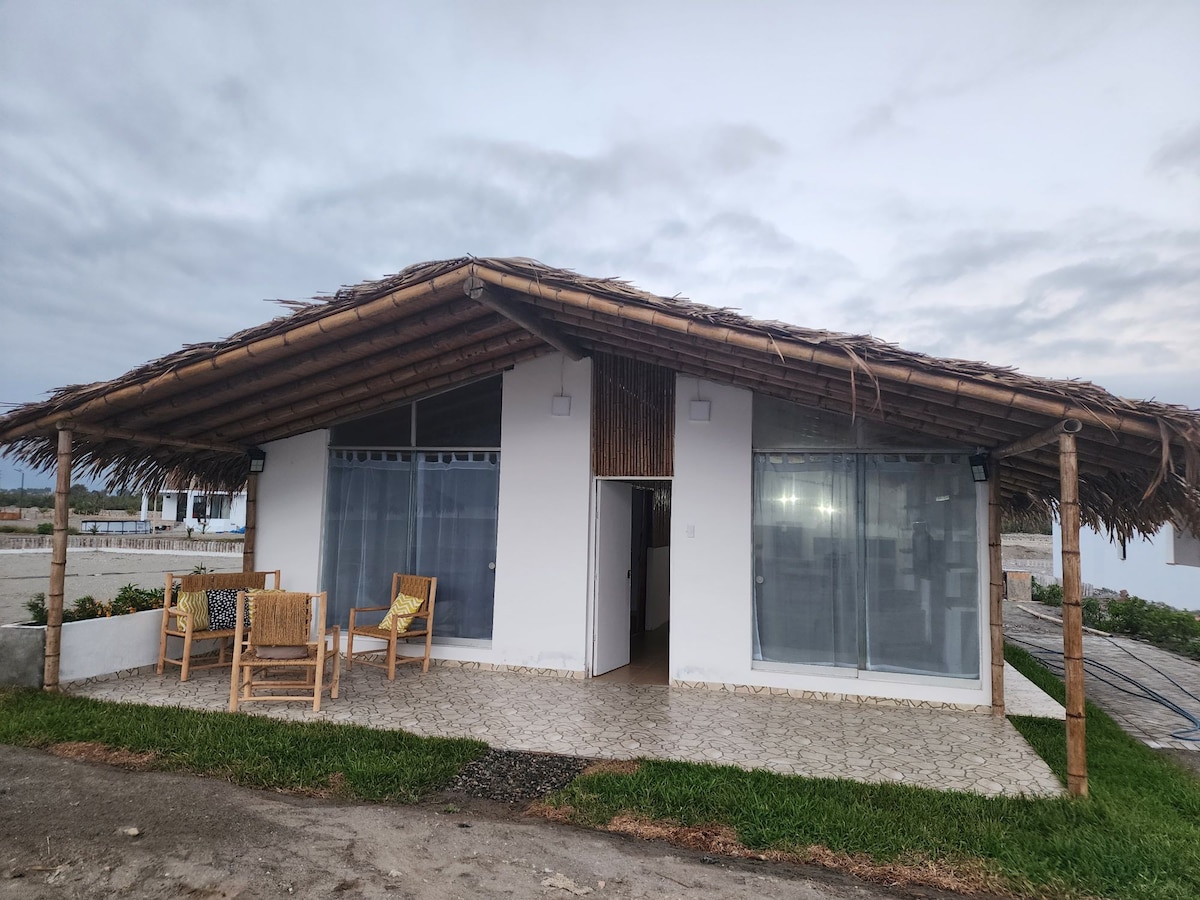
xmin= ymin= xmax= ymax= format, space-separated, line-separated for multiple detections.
xmin=35 ymin=523 xmax=53 ymax=535
xmin=1031 ymin=577 xmax=1063 ymax=606
xmin=21 ymin=585 xmax=165 ymax=625
xmin=1099 ymin=593 xmax=1200 ymax=660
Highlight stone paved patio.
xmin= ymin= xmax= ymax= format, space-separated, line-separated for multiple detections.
xmin=1006 ymin=606 xmax=1200 ymax=753
xmin=67 ymin=662 xmax=1063 ymax=798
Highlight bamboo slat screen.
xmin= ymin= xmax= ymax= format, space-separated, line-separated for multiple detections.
xmin=651 ymin=483 xmax=672 ymax=547
xmin=592 ymin=354 xmax=675 ymax=477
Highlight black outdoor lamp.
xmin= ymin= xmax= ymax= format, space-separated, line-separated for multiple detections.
xmin=247 ymin=448 xmax=267 ymax=474
xmin=968 ymin=452 xmax=990 ymax=483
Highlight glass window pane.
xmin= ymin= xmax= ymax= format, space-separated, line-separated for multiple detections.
xmin=752 ymin=453 xmax=859 ymax=667
xmin=753 ymin=395 xmax=855 ymax=449
xmin=415 ymin=377 xmax=502 ymax=447
xmin=863 ymin=454 xmax=979 ymax=677
xmin=414 ymin=452 xmax=500 ymax=639
xmin=330 ymin=404 xmax=413 ymax=448
xmin=321 ymin=451 xmax=415 ymax=626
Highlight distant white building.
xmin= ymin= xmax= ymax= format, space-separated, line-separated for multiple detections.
xmin=1052 ymin=521 xmax=1200 ymax=610
xmin=159 ymin=489 xmax=247 ymax=533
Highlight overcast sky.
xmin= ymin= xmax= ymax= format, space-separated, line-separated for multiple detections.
xmin=2 ymin=0 xmax=1198 ymax=488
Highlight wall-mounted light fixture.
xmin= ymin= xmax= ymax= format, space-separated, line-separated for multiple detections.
xmin=968 ymin=453 xmax=989 ymax=483
xmin=551 ymin=394 xmax=572 ymax=417
xmin=247 ymin=448 xmax=267 ymax=474
xmin=688 ymin=399 xmax=711 ymax=422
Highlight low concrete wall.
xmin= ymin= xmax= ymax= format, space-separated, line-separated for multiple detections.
xmin=0 ymin=536 xmax=242 ymax=553
xmin=0 ymin=609 xmax=170 ymax=686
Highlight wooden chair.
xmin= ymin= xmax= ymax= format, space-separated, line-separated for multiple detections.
xmin=157 ymin=570 xmax=282 ymax=682
xmin=346 ymin=574 xmax=437 ymax=679
xmin=229 ymin=590 xmax=340 ymax=712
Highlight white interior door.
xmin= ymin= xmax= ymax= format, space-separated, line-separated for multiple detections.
xmin=593 ymin=481 xmax=633 ymax=676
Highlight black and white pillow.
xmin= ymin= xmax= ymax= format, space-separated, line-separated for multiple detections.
xmin=206 ymin=588 xmax=249 ymax=631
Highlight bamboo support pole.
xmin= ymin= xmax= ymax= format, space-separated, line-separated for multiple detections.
xmin=472 ymin=267 xmax=1171 ymax=444
xmin=242 ymin=471 xmax=258 ymax=573
xmin=1059 ymin=431 xmax=1089 ymax=797
xmin=994 ymin=419 xmax=1082 ymax=459
xmin=989 ymin=467 xmax=1005 ymax=716
xmin=43 ymin=427 xmax=72 ymax=692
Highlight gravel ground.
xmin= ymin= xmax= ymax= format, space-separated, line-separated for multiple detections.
xmin=449 ymin=749 xmax=593 ymax=804
xmin=0 ymin=550 xmax=242 ymax=624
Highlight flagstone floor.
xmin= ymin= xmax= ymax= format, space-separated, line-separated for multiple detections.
xmin=67 ymin=661 xmax=1064 ymax=798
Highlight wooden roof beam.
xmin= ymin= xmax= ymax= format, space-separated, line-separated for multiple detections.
xmin=994 ymin=419 xmax=1083 ymax=459
xmin=67 ymin=422 xmax=248 ymax=456
xmin=466 ymin=277 xmax=586 ymax=362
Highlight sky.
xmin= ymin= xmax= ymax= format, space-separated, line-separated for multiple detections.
xmin=1 ymin=0 xmax=1198 ymax=489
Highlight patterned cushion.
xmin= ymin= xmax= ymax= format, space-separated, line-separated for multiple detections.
xmin=206 ymin=588 xmax=250 ymax=631
xmin=379 ymin=592 xmax=424 ymax=633
xmin=176 ymin=590 xmax=209 ymax=631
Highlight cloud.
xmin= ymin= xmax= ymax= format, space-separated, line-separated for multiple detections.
xmin=1151 ymin=123 xmax=1200 ymax=179
xmin=902 ymin=229 xmax=1050 ymax=288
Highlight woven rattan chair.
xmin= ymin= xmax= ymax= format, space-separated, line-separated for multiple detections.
xmin=157 ymin=570 xmax=282 ymax=682
xmin=346 ymin=574 xmax=437 ymax=679
xmin=229 ymin=590 xmax=340 ymax=712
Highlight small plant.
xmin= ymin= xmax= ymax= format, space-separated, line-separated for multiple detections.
xmin=1031 ymin=577 xmax=1063 ymax=607
xmin=185 ymin=526 xmax=194 ymax=539
xmin=87 ymin=524 xmax=99 ymax=535
xmin=36 ymin=523 xmax=53 ymax=535
xmin=23 ymin=593 xmax=48 ymax=625
xmin=190 ymin=564 xmax=211 ymax=575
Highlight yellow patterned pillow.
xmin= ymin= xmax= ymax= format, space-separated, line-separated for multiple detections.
xmin=176 ymin=590 xmax=209 ymax=630
xmin=379 ymin=592 xmax=424 ymax=633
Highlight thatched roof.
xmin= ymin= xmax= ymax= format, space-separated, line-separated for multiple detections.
xmin=2 ymin=256 xmax=1198 ymax=540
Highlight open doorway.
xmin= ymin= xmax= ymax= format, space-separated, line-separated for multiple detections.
xmin=592 ymin=480 xmax=671 ymax=684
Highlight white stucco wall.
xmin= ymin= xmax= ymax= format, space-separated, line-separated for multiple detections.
xmin=669 ymin=378 xmax=754 ymax=685
xmin=1053 ymin=522 xmax=1200 ymax=611
xmin=669 ymin=379 xmax=989 ymax=707
xmin=491 ymin=354 xmax=593 ymax=671
xmin=255 ymin=431 xmax=329 ymax=592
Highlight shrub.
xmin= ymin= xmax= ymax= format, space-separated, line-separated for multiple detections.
xmin=35 ymin=523 xmax=53 ymax=535
xmin=1031 ymin=578 xmax=1063 ymax=607
xmin=21 ymin=585 xmax=165 ymax=625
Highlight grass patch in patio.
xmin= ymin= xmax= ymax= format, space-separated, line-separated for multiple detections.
xmin=544 ymin=645 xmax=1200 ymax=900
xmin=0 ymin=687 xmax=487 ymax=803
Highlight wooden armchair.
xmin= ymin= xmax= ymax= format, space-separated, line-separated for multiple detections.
xmin=346 ymin=574 xmax=437 ymax=679
xmin=229 ymin=590 xmax=339 ymax=712
xmin=157 ymin=570 xmax=282 ymax=681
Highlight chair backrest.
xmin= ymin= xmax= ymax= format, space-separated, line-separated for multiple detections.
xmin=247 ymin=591 xmax=318 ymax=648
xmin=393 ymin=574 xmax=436 ymax=615
xmin=178 ymin=570 xmax=278 ymax=593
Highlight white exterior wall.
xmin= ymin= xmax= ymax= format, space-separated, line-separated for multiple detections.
xmin=1053 ymin=522 xmax=1200 ymax=611
xmin=669 ymin=377 xmax=990 ymax=707
xmin=256 ymin=431 xmax=329 ymax=592
xmin=669 ymin=378 xmax=755 ymax=685
xmin=491 ymin=354 xmax=593 ymax=671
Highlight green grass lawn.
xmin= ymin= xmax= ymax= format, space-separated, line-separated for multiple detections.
xmin=0 ymin=689 xmax=486 ymax=802
xmin=2 ymin=647 xmax=1198 ymax=899
xmin=547 ymin=646 xmax=1200 ymax=900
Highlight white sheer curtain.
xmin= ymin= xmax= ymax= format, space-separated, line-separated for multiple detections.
xmin=752 ymin=453 xmax=859 ymax=667
xmin=322 ymin=451 xmax=415 ymax=627
xmin=414 ymin=452 xmax=500 ymax=640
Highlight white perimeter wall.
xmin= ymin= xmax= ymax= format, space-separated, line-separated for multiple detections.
xmin=491 ymin=354 xmax=593 ymax=671
xmin=1053 ymin=523 xmax=1200 ymax=611
xmin=669 ymin=378 xmax=989 ymax=707
xmin=255 ymin=430 xmax=329 ymax=592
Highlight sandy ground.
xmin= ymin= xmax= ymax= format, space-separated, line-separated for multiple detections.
xmin=0 ymin=550 xmax=242 ymax=624
xmin=0 ymin=745 xmax=915 ymax=900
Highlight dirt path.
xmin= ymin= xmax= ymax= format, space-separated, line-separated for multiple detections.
xmin=0 ymin=746 xmax=927 ymax=900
